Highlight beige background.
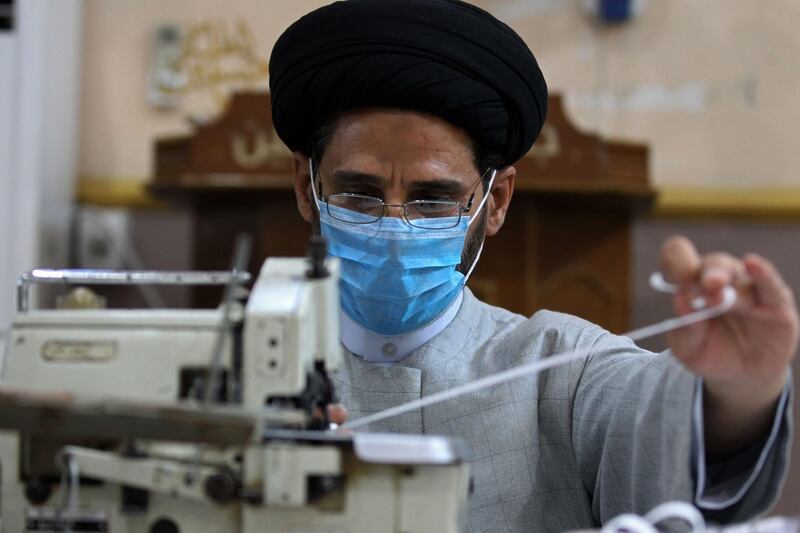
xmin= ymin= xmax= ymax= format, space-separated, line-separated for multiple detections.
xmin=79 ymin=0 xmax=800 ymax=188
xmin=79 ymin=0 xmax=326 ymax=180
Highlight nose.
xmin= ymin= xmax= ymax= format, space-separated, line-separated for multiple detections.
xmin=383 ymin=203 xmax=405 ymax=219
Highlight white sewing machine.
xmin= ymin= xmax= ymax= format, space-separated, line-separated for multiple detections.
xmin=0 ymin=241 xmax=469 ymax=532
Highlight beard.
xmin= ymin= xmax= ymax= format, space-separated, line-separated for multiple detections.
xmin=456 ymin=207 xmax=487 ymax=276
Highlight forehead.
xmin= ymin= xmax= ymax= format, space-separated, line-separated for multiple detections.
xmin=319 ymin=109 xmax=479 ymax=184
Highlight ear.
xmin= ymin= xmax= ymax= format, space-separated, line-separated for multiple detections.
xmin=293 ymin=151 xmax=314 ymax=223
xmin=484 ymin=165 xmax=515 ymax=237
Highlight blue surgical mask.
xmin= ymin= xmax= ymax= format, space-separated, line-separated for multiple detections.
xmin=311 ymin=161 xmax=495 ymax=336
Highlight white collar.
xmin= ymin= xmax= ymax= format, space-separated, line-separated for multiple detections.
xmin=340 ymin=291 xmax=464 ymax=363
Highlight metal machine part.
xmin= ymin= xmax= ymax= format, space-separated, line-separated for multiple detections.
xmin=0 ymin=387 xmax=470 ymax=532
xmin=243 ymin=257 xmax=341 ymax=403
xmin=0 ymin=242 xmax=471 ymax=532
xmin=16 ymin=268 xmax=252 ymax=312
xmin=201 ymin=234 xmax=252 ymax=409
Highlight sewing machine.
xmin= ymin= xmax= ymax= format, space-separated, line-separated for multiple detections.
xmin=0 ymin=241 xmax=469 ymax=532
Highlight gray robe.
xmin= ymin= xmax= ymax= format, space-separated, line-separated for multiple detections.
xmin=331 ymin=289 xmax=792 ymax=532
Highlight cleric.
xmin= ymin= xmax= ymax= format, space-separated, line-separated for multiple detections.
xmin=268 ymin=1 xmax=798 ymax=530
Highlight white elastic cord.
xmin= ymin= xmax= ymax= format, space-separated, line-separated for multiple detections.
xmin=644 ymin=501 xmax=706 ymax=531
xmin=309 ymin=158 xmax=322 ymax=209
xmin=650 ymin=272 xmax=709 ymax=310
xmin=345 ymin=343 xmax=597 ymax=429
xmin=602 ymin=514 xmax=659 ymax=533
xmin=602 ymin=501 xmax=706 ymax=532
xmin=649 ymin=271 xmax=678 ymax=293
xmin=343 ymin=273 xmax=737 ymax=430
xmin=463 ymin=240 xmax=485 ymax=283
xmin=462 ymin=168 xmax=497 ymax=281
xmin=466 ymin=169 xmax=497 ymax=227
xmin=621 ymin=285 xmax=735 ymax=341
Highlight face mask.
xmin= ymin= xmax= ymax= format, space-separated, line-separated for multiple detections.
xmin=311 ymin=160 xmax=495 ymax=336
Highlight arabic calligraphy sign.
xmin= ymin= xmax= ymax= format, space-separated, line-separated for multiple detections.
xmin=148 ymin=18 xmax=269 ymax=119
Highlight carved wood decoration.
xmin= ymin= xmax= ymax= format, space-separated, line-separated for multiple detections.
xmin=154 ymin=92 xmax=293 ymax=189
xmin=151 ymin=92 xmax=654 ymax=333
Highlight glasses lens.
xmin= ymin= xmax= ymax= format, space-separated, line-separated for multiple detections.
xmin=407 ymin=201 xmax=461 ymax=229
xmin=328 ymin=194 xmax=383 ymax=223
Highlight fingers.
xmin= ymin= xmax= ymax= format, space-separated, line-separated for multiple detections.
xmin=659 ymin=236 xmax=797 ymax=318
xmin=660 ymin=236 xmax=751 ymax=289
xmin=327 ymin=403 xmax=349 ymax=425
xmin=698 ymin=252 xmax=751 ymax=296
xmin=661 ymin=236 xmax=759 ymax=312
xmin=744 ymin=254 xmax=795 ymax=308
xmin=660 ymin=236 xmax=701 ymax=288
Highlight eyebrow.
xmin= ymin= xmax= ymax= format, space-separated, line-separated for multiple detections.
xmin=330 ymin=170 xmax=469 ymax=195
xmin=330 ymin=170 xmax=385 ymax=189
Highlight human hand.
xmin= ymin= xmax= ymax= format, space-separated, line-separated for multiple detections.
xmin=660 ymin=236 xmax=798 ymax=454
xmin=327 ymin=403 xmax=349 ymax=426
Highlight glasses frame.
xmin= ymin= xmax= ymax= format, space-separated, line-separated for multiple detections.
xmin=324 ymin=193 xmax=473 ymax=229
xmin=313 ymin=163 xmax=492 ymax=230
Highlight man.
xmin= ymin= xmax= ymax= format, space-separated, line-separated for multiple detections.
xmin=268 ymin=1 xmax=798 ymax=531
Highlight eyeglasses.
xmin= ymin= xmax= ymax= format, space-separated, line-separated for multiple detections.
xmin=314 ymin=166 xmax=492 ymax=230
xmin=325 ymin=193 xmax=474 ymax=229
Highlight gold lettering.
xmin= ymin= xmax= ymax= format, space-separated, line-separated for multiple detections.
xmin=156 ymin=18 xmax=269 ymax=114
xmin=231 ymin=122 xmax=287 ymax=168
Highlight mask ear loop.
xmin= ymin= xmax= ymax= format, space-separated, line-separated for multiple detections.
xmin=464 ymin=241 xmax=485 ymax=283
xmin=462 ymin=169 xmax=497 ymax=283
xmin=309 ymin=157 xmax=322 ymax=210
xmin=466 ymin=169 xmax=497 ymax=228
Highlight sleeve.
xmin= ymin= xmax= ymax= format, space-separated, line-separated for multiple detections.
xmin=693 ymin=376 xmax=793 ymax=523
xmin=570 ymin=331 xmax=793 ymax=526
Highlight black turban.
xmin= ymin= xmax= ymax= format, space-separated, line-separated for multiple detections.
xmin=269 ymin=0 xmax=548 ymax=166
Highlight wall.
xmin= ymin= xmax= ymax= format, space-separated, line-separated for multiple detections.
xmin=78 ymin=0 xmax=800 ymax=190
xmin=482 ymin=0 xmax=800 ymax=188
xmin=79 ymin=0 xmax=327 ymax=182
xmin=0 ymin=0 xmax=83 ymax=355
xmin=0 ymin=9 xmax=15 ymax=358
